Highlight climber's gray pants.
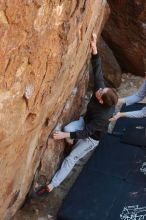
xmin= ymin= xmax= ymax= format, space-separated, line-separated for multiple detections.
xmin=50 ymin=117 xmax=99 ymax=188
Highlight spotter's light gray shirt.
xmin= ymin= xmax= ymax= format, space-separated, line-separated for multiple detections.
xmin=124 ymin=80 xmax=146 ymax=118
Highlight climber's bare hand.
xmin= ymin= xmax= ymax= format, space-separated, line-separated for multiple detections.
xmin=53 ymin=131 xmax=70 ymax=140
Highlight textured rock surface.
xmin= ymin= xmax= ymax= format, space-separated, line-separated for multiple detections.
xmin=103 ymin=0 xmax=146 ymax=76
xmin=0 ymin=0 xmax=109 ymax=219
xmin=98 ymin=37 xmax=122 ymax=88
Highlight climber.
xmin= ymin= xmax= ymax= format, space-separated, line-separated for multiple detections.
xmin=110 ymin=72 xmax=146 ymax=121
xmin=38 ymin=33 xmax=118 ymax=195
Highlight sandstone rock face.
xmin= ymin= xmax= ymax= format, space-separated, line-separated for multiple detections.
xmin=0 ymin=0 xmax=109 ymax=219
xmin=98 ymin=37 xmax=122 ymax=88
xmin=103 ymin=0 xmax=146 ymax=76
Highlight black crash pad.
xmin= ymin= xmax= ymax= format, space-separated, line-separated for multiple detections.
xmin=107 ymin=184 xmax=146 ymax=220
xmin=58 ymin=135 xmax=146 ymax=220
xmin=84 ymin=135 xmax=146 ymax=184
xmin=58 ymin=175 xmax=146 ymax=220
xmin=58 ymin=171 xmax=124 ymax=220
xmin=113 ymin=103 xmax=146 ymax=134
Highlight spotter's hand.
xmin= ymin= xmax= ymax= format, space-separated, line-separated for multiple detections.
xmin=109 ymin=112 xmax=121 ymax=122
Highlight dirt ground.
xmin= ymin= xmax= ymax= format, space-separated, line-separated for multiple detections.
xmin=14 ymin=73 xmax=146 ymax=220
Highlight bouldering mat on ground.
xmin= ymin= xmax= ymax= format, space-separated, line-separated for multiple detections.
xmin=58 ymin=171 xmax=124 ymax=220
xmin=107 ymin=184 xmax=146 ymax=220
xmin=58 ymin=135 xmax=146 ymax=220
xmin=84 ymin=134 xmax=146 ymax=182
xmin=113 ymin=103 xmax=146 ymax=133
xmin=58 ymin=176 xmax=146 ymax=220
xmin=106 ymin=184 xmax=146 ymax=220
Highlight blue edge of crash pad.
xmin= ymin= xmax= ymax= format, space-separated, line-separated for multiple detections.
xmin=57 ymin=103 xmax=146 ymax=220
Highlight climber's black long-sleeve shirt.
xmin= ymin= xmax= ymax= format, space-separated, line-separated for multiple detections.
xmin=70 ymin=54 xmax=115 ymax=140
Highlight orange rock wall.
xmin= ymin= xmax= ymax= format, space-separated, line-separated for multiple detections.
xmin=0 ymin=0 xmax=109 ymax=219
